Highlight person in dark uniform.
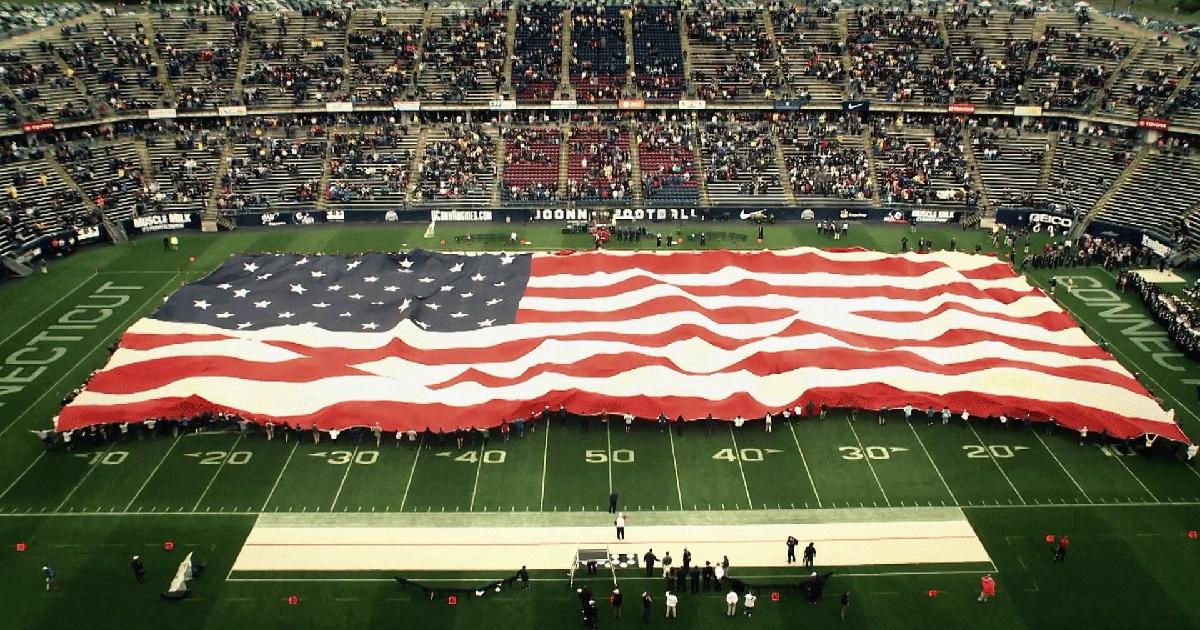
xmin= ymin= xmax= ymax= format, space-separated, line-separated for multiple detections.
xmin=690 ymin=567 xmax=700 ymax=593
xmin=643 ymin=549 xmax=658 ymax=577
xmin=609 ymin=588 xmax=623 ymax=618
xmin=1053 ymin=535 xmax=1069 ymax=562
xmin=699 ymin=232 xmax=706 ymax=247
xmin=608 ymin=491 xmax=619 ymax=513
xmin=786 ymin=536 xmax=799 ymax=564
xmin=682 ymin=548 xmax=692 ymax=573
xmin=675 ymin=566 xmax=686 ymax=592
xmin=803 ymin=542 xmax=816 ymax=569
xmin=517 ymin=565 xmax=529 ymax=589
xmin=583 ymin=599 xmax=598 ymax=629
xmin=674 ymin=415 xmax=685 ymax=435
xmin=641 ymin=592 xmax=653 ymax=622
xmin=130 ymin=555 xmax=146 ymax=584
xmin=840 ymin=590 xmax=850 ymax=620
xmin=701 ymin=561 xmax=715 ymax=590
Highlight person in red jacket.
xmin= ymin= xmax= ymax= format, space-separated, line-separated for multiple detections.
xmin=977 ymin=574 xmax=996 ymax=602
xmin=1054 ymin=535 xmax=1069 ymax=562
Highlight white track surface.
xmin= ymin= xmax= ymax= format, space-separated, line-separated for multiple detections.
xmin=230 ymin=508 xmax=991 ymax=572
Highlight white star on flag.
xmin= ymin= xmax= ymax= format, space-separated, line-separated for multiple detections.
xmin=254 ymin=300 xmax=271 ymax=309
xmin=233 ymin=289 xmax=250 ymax=298
xmin=399 ymin=299 xmax=412 ymax=310
xmin=243 ymin=262 xmax=259 ymax=273
xmin=415 ymin=320 xmax=430 ymax=330
xmin=310 ymin=270 xmax=326 ymax=278
xmin=257 ymin=273 xmax=273 ymax=281
xmin=328 ymin=284 xmax=342 ymax=291
xmin=312 ymin=302 xmax=330 ymax=308
xmin=371 ymin=301 xmax=384 ymax=305
xmin=478 ymin=319 xmax=495 ymax=327
xmin=418 ymin=277 xmax=434 ymax=284
xmin=494 ymin=281 xmax=506 ymax=287
xmin=471 ymin=273 xmax=485 ymax=282
xmin=399 ymin=258 xmax=414 ymax=269
xmin=217 ymin=283 xmax=232 ymax=290
xmin=347 ymin=260 xmax=362 ymax=270
xmin=215 ymin=312 xmax=233 ymax=319
xmin=236 ymin=322 xmax=253 ymax=329
xmin=339 ymin=312 xmax=353 ymax=318
xmin=500 ymin=255 xmax=515 ymax=265
xmin=364 ymin=276 xmax=378 ymax=283
xmin=193 ymin=300 xmax=211 ymax=310
xmin=349 ymin=294 xmax=363 ymax=300
xmin=296 ymin=257 xmax=309 ymax=266
xmin=460 ymin=292 xmax=474 ymax=298
xmin=451 ymin=312 xmax=467 ymax=319
xmin=450 ymin=262 xmax=464 ymax=272
xmin=440 ymin=285 xmax=453 ymax=292
xmin=361 ymin=322 xmax=378 ymax=330
xmin=426 ymin=303 xmax=441 ymax=310
xmin=278 ymin=312 xmax=294 ymax=319
xmin=486 ymin=298 xmax=503 ymax=306
xmin=384 ymin=286 xmax=399 ymax=292
xmin=289 ymin=284 xmax=307 ymax=295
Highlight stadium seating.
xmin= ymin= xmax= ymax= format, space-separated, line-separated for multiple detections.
xmin=700 ymin=112 xmax=784 ymax=206
xmin=769 ymin=2 xmax=844 ymax=104
xmin=777 ymin=113 xmax=873 ymax=203
xmin=413 ymin=122 xmax=497 ymax=206
xmin=512 ymin=4 xmax=562 ymax=103
xmin=570 ymin=5 xmax=627 ymax=103
xmin=0 ymin=149 xmax=91 ymax=253
xmin=326 ymin=122 xmax=416 ymax=209
xmin=637 ymin=115 xmax=699 ymax=204
xmin=565 ymin=125 xmax=631 ymax=202
xmin=687 ymin=2 xmax=780 ymax=102
xmin=216 ymin=132 xmax=326 ymax=215
xmin=144 ymin=121 xmax=223 ymax=215
xmin=631 ymin=6 xmax=684 ymax=102
xmin=154 ymin=12 xmax=243 ymax=111
xmin=871 ymin=115 xmax=976 ymax=207
xmin=501 ymin=125 xmax=560 ymax=204
xmin=1095 ymin=140 xmax=1200 ymax=241
xmin=346 ymin=9 xmax=424 ymax=106
xmin=969 ymin=126 xmax=1050 ymax=207
xmin=1043 ymin=126 xmax=1137 ymax=218
xmin=418 ymin=7 xmax=506 ymax=105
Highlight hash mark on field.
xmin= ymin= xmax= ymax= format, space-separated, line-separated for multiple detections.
xmin=0 ymin=451 xmax=45 ymax=504
xmin=1031 ymin=431 xmax=1092 ymax=502
xmin=126 ymin=435 xmax=181 ymax=511
xmin=907 ymin=419 xmax=958 ymax=504
xmin=329 ymin=445 xmax=360 ymax=511
xmin=56 ymin=443 xmax=115 ymax=512
xmin=192 ymin=434 xmax=243 ymax=511
xmin=846 ymin=417 xmax=890 ymax=506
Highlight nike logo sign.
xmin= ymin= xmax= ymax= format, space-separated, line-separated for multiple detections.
xmin=847 ymin=103 xmax=864 ymax=110
xmin=740 ymin=211 xmax=755 ymax=219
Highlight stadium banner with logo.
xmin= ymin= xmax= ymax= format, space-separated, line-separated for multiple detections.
xmin=550 ymin=99 xmax=578 ymax=110
xmin=325 ymin=102 xmax=354 ymax=113
xmin=995 ymin=208 xmax=1074 ymax=230
xmin=147 ymin=108 xmax=178 ymax=119
xmin=15 ymin=226 xmax=104 ymax=261
xmin=125 ymin=213 xmax=200 ymax=234
xmin=488 ymin=99 xmax=517 ymax=111
xmin=773 ymin=99 xmax=805 ymax=111
xmin=1012 ymin=105 xmax=1043 ymax=117
xmin=842 ymin=100 xmax=870 ymax=115
xmin=391 ymin=101 xmax=421 ymax=111
xmin=1085 ymin=220 xmax=1175 ymax=257
xmin=678 ymin=99 xmax=707 ymax=110
xmin=233 ymin=211 xmax=324 ymax=227
xmin=947 ymin=103 xmax=976 ymax=114
xmin=55 ymin=248 xmax=1187 ymax=441
xmin=217 ymin=105 xmax=247 ymax=117
xmin=1137 ymin=117 xmax=1169 ymax=131
xmin=20 ymin=120 xmax=55 ymax=133
xmin=618 ymin=98 xmax=646 ymax=110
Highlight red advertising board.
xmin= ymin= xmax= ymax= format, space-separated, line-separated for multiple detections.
xmin=20 ymin=120 xmax=55 ymax=133
xmin=947 ymin=103 xmax=976 ymax=114
xmin=1137 ymin=117 xmax=1168 ymax=131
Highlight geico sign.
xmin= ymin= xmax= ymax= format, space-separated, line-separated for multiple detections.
xmin=1029 ymin=213 xmax=1073 ymax=228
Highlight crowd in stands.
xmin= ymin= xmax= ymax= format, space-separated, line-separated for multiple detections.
xmin=512 ymin=3 xmax=562 ymax=102
xmin=571 ymin=5 xmax=627 ymax=103
xmin=778 ymin=114 xmax=872 ymax=200
xmin=565 ymin=124 xmax=631 ymax=201
xmin=414 ymin=120 xmax=495 ymax=202
xmin=871 ymin=115 xmax=977 ymax=206
xmin=502 ymin=123 xmax=560 ymax=203
xmin=638 ymin=115 xmax=698 ymax=202
xmin=326 ymin=122 xmax=413 ymax=204
xmin=701 ymin=113 xmax=778 ymax=197
xmin=689 ymin=3 xmax=780 ymax=102
xmin=770 ymin=2 xmax=842 ymax=104
xmin=632 ymin=6 xmax=684 ymax=102
xmin=419 ymin=7 xmax=505 ymax=103
xmin=346 ymin=11 xmax=422 ymax=105
xmin=847 ymin=6 xmax=944 ymax=103
xmin=1031 ymin=21 xmax=1131 ymax=111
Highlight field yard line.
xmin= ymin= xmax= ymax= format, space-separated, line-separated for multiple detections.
xmin=667 ymin=424 xmax=684 ymax=510
xmin=0 ymin=270 xmax=96 ymax=350
xmin=1030 ymin=431 xmax=1092 ymax=503
xmin=468 ymin=443 xmax=485 ymax=511
xmin=192 ymin=434 xmax=244 ymax=511
xmin=55 ymin=442 xmax=114 ymax=511
xmin=399 ymin=436 xmax=423 ymax=512
xmin=261 ymin=441 xmax=299 ymax=511
xmin=906 ymin=420 xmax=958 ymax=505
xmin=0 ymin=273 xmax=181 ymax=440
xmin=124 ymin=434 xmax=181 ymax=510
xmin=605 ymin=419 xmax=613 ymax=493
xmin=846 ymin=417 xmax=891 ymax=507
xmin=329 ymin=445 xmax=360 ymax=511
xmin=1075 ymin=268 xmax=1199 ymax=428
xmin=1109 ymin=449 xmax=1159 ymax=502
xmin=727 ymin=424 xmax=754 ymax=509
xmin=787 ymin=421 xmax=822 ymax=507
xmin=0 ymin=451 xmax=45 ymax=503
xmin=539 ymin=420 xmax=549 ymax=510
xmin=966 ymin=424 xmax=1026 ymax=504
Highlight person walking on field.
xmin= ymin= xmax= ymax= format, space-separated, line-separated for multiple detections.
xmin=725 ymin=589 xmax=738 ymax=616
xmin=786 ymin=536 xmax=799 ymax=564
xmin=608 ymin=491 xmax=619 ymax=514
xmin=743 ymin=591 xmax=757 ymax=617
xmin=661 ymin=551 xmax=673 ymax=579
xmin=609 ymin=588 xmax=623 ymax=618
xmin=1053 ymin=535 xmax=1069 ymax=562
xmin=615 ymin=512 xmax=627 ymax=540
xmin=130 ymin=555 xmax=146 ymax=584
xmin=665 ymin=591 xmax=678 ymax=619
xmin=641 ymin=592 xmax=653 ymax=622
xmin=643 ymin=549 xmax=658 ymax=577
xmin=803 ymin=542 xmax=817 ymax=569
xmin=978 ymin=574 xmax=996 ymax=602
xmin=841 ymin=591 xmax=850 ymax=621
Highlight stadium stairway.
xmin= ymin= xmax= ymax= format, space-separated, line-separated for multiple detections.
xmin=962 ymin=127 xmax=994 ymax=217
xmin=138 ymin=15 xmax=176 ymax=106
xmin=491 ymin=132 xmax=506 ymax=208
xmin=314 ymin=139 xmax=334 ymax=212
xmin=629 ymin=121 xmax=643 ymax=205
xmin=678 ymin=9 xmax=694 ymax=97
xmin=557 ymin=123 xmax=571 ymax=198
xmin=1094 ymin=38 xmax=1148 ymax=116
xmin=45 ymin=154 xmax=101 ymax=217
xmin=691 ymin=127 xmax=711 ymax=206
xmin=1070 ymin=144 xmax=1150 ymax=240
xmin=862 ymin=130 xmax=880 ymax=206
xmin=501 ymin=4 xmax=518 ymax=97
xmin=769 ymin=124 xmax=798 ymax=206
xmin=560 ymin=8 xmax=572 ymax=99
xmin=406 ymin=125 xmax=430 ymax=206
xmin=623 ymin=7 xmax=636 ymax=97
xmin=204 ymin=140 xmax=236 ymax=226
xmin=1039 ymin=132 xmax=1059 ymax=191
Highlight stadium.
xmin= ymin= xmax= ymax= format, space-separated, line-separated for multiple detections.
xmin=0 ymin=0 xmax=1199 ymax=627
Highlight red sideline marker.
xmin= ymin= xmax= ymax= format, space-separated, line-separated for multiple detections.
xmin=1188 ymin=530 xmax=1197 ymax=540
xmin=448 ymin=596 xmax=458 ymax=606
xmin=163 ymin=540 xmax=174 ymax=551
xmin=1045 ymin=534 xmax=1056 ymax=543
xmin=927 ymin=589 xmax=938 ymax=598
xmin=15 ymin=542 xmax=26 ymax=552
xmin=770 ymin=592 xmax=780 ymax=602
xmin=287 ymin=595 xmax=299 ymax=605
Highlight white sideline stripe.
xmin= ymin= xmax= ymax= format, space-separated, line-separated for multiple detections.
xmin=0 ymin=270 xmax=96 ymax=349
xmin=230 ymin=520 xmax=992 ymax=573
xmin=225 ymin=569 xmax=999 ymax=583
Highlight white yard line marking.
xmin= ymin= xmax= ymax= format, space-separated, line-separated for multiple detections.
xmin=468 ymin=443 xmax=485 ymax=512
xmin=667 ymin=425 xmax=684 ymax=510
xmin=1030 ymin=431 xmax=1092 ymax=503
xmin=0 ymin=273 xmax=181 ymax=440
xmin=261 ymin=441 xmax=299 ymax=511
xmin=330 ymin=445 xmax=360 ymax=511
xmin=0 ymin=451 xmax=45 ymax=503
xmin=192 ymin=434 xmax=244 ymax=512
xmin=539 ymin=419 xmax=550 ymax=511
xmin=124 ymin=435 xmax=181 ymax=511
xmin=1109 ymin=450 xmax=1159 ymax=502
xmin=225 ymin=568 xmax=999 ymax=584
xmin=907 ymin=420 xmax=958 ymax=505
xmin=0 ymin=271 xmax=96 ymax=349
xmin=605 ymin=420 xmax=613 ymax=493
xmin=966 ymin=424 xmax=1026 ymax=504
xmin=399 ymin=436 xmax=423 ymax=512
xmin=787 ymin=421 xmax=822 ymax=507
xmin=55 ymin=443 xmax=114 ymax=512
xmin=846 ymin=417 xmax=891 ymax=507
xmin=727 ymin=424 xmax=754 ymax=508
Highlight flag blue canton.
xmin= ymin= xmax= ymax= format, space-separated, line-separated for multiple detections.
xmin=155 ymin=251 xmax=533 ymax=332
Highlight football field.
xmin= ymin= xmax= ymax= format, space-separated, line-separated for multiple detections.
xmin=0 ymin=222 xmax=1198 ymax=629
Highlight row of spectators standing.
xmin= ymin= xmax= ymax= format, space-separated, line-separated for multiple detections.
xmin=1120 ymin=272 xmax=1200 ymax=360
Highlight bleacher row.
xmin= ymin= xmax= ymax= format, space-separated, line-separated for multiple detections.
xmin=3 ymin=4 xmax=1200 ymax=128
xmin=3 ymin=112 xmax=1199 ymax=260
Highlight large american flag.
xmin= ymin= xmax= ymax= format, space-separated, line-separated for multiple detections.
xmin=57 ymin=247 xmax=1185 ymax=440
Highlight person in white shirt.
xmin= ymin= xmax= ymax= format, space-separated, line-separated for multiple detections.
xmin=725 ymin=589 xmax=738 ymax=616
xmin=665 ymin=591 xmax=678 ymax=618
xmin=615 ymin=512 xmax=626 ymax=540
xmin=744 ymin=591 xmax=757 ymax=617
xmin=714 ymin=563 xmax=725 ymax=589
xmin=733 ymin=416 xmax=745 ymax=429
xmin=1187 ymin=443 xmax=1199 ymax=465
xmin=764 ymin=413 xmax=772 ymax=433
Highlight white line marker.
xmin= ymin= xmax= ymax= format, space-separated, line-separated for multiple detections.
xmin=539 ymin=418 xmax=550 ymax=511
xmin=329 ymin=445 xmax=360 ymax=511
xmin=56 ymin=443 xmax=115 ymax=512
xmin=0 ymin=451 xmax=45 ymax=503
xmin=667 ymin=424 xmax=684 ymax=511
xmin=787 ymin=421 xmax=822 ymax=507
xmin=399 ymin=436 xmax=423 ymax=512
xmin=1030 ymin=431 xmax=1092 ymax=503
xmin=846 ymin=417 xmax=891 ymax=507
xmin=0 ymin=270 xmax=97 ymax=349
xmin=907 ymin=420 xmax=957 ymax=505
xmin=193 ymin=434 xmax=243 ymax=511
xmin=261 ymin=441 xmax=299 ymax=511
xmin=727 ymin=424 xmax=754 ymax=509
xmin=966 ymin=424 xmax=1025 ymax=504
xmin=125 ymin=434 xmax=182 ymax=511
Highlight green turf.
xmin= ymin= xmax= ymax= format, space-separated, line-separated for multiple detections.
xmin=0 ymin=221 xmax=1198 ymax=628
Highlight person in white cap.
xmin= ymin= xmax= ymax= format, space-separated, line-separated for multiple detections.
xmin=725 ymin=589 xmax=738 ymax=616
